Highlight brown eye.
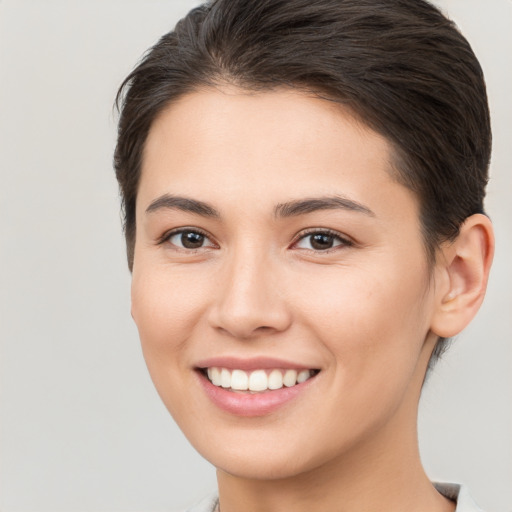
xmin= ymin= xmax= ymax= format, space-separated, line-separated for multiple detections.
xmin=167 ymin=229 xmax=214 ymax=250
xmin=295 ymin=230 xmax=351 ymax=251
xmin=181 ymin=231 xmax=205 ymax=248
xmin=310 ymin=233 xmax=335 ymax=250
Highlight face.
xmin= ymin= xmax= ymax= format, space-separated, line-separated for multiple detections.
xmin=131 ymin=87 xmax=440 ymax=480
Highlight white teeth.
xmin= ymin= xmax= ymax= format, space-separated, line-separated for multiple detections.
xmin=268 ymin=369 xmax=283 ymax=390
xmin=220 ymin=368 xmax=231 ymax=388
xmin=231 ymin=369 xmax=249 ymax=390
xmin=283 ymin=369 xmax=298 ymax=387
xmin=297 ymin=369 xmax=310 ymax=383
xmin=205 ymin=367 xmax=316 ymax=392
xmin=210 ymin=367 xmax=222 ymax=386
xmin=249 ymin=370 xmax=268 ymax=391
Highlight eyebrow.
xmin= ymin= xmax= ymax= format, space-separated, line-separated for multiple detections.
xmin=145 ymin=194 xmax=375 ymax=219
xmin=274 ymin=196 xmax=375 ymax=218
xmin=145 ymin=194 xmax=220 ymax=218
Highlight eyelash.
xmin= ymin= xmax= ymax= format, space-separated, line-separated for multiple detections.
xmin=291 ymin=228 xmax=353 ymax=253
xmin=158 ymin=228 xmax=353 ymax=253
xmin=158 ymin=227 xmax=217 ymax=252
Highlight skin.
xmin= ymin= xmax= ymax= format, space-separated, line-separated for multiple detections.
xmin=131 ymin=87 xmax=493 ymax=512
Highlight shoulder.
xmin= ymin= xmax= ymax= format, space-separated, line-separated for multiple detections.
xmin=434 ymin=482 xmax=485 ymax=512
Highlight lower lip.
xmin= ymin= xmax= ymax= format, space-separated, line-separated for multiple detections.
xmin=197 ymin=371 xmax=316 ymax=417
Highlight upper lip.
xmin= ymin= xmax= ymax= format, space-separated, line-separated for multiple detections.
xmin=195 ymin=356 xmax=319 ymax=372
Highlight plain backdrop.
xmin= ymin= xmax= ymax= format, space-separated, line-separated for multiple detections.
xmin=0 ymin=1 xmax=510 ymax=511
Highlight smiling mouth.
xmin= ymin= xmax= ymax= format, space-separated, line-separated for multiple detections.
xmin=201 ymin=367 xmax=320 ymax=393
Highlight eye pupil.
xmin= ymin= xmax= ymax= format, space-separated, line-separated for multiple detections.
xmin=310 ymin=233 xmax=334 ymax=250
xmin=181 ymin=231 xmax=205 ymax=249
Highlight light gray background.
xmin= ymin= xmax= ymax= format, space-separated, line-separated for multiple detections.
xmin=0 ymin=1 xmax=510 ymax=511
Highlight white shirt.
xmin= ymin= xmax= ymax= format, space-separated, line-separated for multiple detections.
xmin=184 ymin=483 xmax=484 ymax=512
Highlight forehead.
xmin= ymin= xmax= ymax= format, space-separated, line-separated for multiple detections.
xmin=139 ymin=87 xmax=418 ymax=222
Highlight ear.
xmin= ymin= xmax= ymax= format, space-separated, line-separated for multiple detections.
xmin=430 ymin=214 xmax=494 ymax=338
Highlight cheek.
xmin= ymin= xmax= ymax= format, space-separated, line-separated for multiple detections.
xmin=130 ymin=267 xmax=207 ymax=371
xmin=292 ymin=260 xmax=431 ymax=373
xmin=290 ymin=266 xmax=432 ymax=444
xmin=130 ymin=266 xmax=214 ymax=424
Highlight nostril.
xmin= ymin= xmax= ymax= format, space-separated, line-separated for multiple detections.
xmin=255 ymin=326 xmax=274 ymax=332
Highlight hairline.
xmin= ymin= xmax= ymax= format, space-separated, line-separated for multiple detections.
xmin=133 ymin=81 xmax=441 ymax=270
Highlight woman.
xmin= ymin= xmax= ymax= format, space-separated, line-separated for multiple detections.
xmin=114 ymin=1 xmax=494 ymax=510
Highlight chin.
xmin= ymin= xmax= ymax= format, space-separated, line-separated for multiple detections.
xmin=213 ymin=452 xmax=316 ymax=481
xmin=185 ymin=425 xmax=348 ymax=482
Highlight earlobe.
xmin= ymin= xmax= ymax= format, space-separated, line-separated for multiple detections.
xmin=430 ymin=214 xmax=494 ymax=338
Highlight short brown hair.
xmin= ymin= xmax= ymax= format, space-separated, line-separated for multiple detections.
xmin=114 ymin=0 xmax=491 ymax=362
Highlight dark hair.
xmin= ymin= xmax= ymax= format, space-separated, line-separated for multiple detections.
xmin=114 ymin=0 xmax=491 ymax=364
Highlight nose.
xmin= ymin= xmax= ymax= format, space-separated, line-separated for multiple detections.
xmin=208 ymin=251 xmax=292 ymax=339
